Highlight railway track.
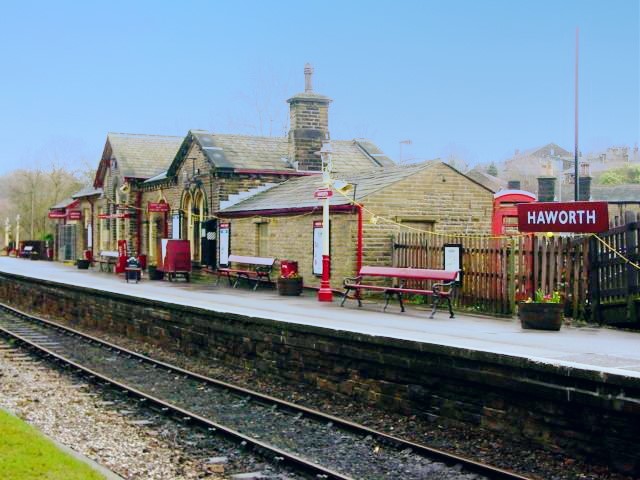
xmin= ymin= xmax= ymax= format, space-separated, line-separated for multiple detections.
xmin=0 ymin=302 xmax=531 ymax=480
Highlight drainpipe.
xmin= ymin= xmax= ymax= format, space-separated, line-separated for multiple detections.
xmin=89 ymin=198 xmax=95 ymax=257
xmin=136 ymin=190 xmax=142 ymax=255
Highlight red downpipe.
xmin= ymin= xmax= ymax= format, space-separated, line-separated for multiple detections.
xmin=136 ymin=191 xmax=142 ymax=255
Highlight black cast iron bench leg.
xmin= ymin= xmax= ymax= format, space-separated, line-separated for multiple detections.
xmin=383 ymin=290 xmax=392 ymax=312
xmin=430 ymin=294 xmax=440 ymax=319
xmin=340 ymin=289 xmax=350 ymax=307
xmin=397 ymin=292 xmax=405 ymax=312
xmin=447 ymin=296 xmax=455 ymax=318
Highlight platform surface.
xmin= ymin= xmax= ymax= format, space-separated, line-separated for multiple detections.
xmin=2 ymin=257 xmax=640 ymax=379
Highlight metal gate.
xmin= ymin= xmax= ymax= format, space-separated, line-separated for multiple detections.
xmin=57 ymin=224 xmax=76 ymax=261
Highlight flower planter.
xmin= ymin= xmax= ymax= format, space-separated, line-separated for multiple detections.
xmin=148 ymin=266 xmax=164 ymax=280
xmin=277 ymin=277 xmax=303 ymax=296
xmin=518 ymin=302 xmax=563 ymax=331
xmin=76 ymin=259 xmax=90 ymax=270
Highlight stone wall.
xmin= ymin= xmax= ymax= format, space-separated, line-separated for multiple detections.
xmin=221 ymin=211 xmax=357 ymax=288
xmin=0 ymin=272 xmax=638 ymax=475
xmin=361 ymin=163 xmax=493 ymax=269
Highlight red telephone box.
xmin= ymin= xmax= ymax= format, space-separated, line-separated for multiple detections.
xmin=492 ymin=190 xmax=537 ymax=235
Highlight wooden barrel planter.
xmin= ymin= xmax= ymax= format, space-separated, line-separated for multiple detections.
xmin=518 ymin=302 xmax=563 ymax=331
xmin=277 ymin=277 xmax=303 ymax=296
xmin=76 ymin=259 xmax=90 ymax=270
xmin=148 ymin=266 xmax=164 ymax=280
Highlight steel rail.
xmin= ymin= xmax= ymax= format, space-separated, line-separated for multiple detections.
xmin=0 ymin=302 xmax=530 ymax=480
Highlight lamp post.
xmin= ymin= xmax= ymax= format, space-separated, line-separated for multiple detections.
xmin=317 ymin=141 xmax=333 ymax=302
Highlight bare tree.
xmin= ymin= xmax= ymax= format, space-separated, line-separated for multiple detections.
xmin=0 ymin=165 xmax=83 ymax=241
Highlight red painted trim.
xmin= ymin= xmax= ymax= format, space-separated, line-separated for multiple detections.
xmin=220 ymin=204 xmax=353 ymax=218
xmin=233 ymin=169 xmax=316 ymax=176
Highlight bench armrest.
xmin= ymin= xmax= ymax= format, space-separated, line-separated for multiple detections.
xmin=343 ymin=276 xmax=362 ymax=287
xmin=432 ymin=280 xmax=457 ymax=294
xmin=255 ymin=265 xmax=273 ymax=274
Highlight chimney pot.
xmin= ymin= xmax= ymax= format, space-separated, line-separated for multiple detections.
xmin=304 ymin=63 xmax=314 ymax=93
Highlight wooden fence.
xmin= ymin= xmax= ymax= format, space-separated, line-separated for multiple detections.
xmin=392 ymin=231 xmax=589 ymax=317
xmin=589 ymin=212 xmax=640 ymax=324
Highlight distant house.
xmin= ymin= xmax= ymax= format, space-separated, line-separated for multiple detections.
xmin=218 ymin=161 xmax=494 ymax=289
xmin=502 ymin=142 xmax=572 ymax=193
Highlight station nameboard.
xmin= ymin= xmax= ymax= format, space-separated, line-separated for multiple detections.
xmin=517 ymin=201 xmax=609 ymax=233
xmin=67 ymin=210 xmax=82 ymax=220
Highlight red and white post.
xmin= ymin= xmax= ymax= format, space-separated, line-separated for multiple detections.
xmin=317 ymin=141 xmax=333 ymax=302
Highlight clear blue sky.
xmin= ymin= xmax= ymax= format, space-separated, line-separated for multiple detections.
xmin=0 ymin=0 xmax=637 ymax=175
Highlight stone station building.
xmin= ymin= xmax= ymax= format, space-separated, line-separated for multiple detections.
xmin=53 ymin=65 xmax=394 ymax=268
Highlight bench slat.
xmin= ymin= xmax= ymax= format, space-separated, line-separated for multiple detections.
xmin=227 ymin=255 xmax=275 ymax=266
xmin=358 ymin=266 xmax=457 ymax=282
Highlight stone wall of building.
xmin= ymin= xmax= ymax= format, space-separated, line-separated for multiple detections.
xmin=360 ymin=163 xmax=493 ymax=269
xmin=0 ymin=272 xmax=637 ymax=475
xmin=221 ymin=211 xmax=357 ymax=288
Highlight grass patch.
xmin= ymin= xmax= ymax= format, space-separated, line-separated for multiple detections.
xmin=0 ymin=409 xmax=105 ymax=480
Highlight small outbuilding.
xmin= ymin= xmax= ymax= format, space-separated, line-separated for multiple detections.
xmin=218 ymin=161 xmax=494 ymax=289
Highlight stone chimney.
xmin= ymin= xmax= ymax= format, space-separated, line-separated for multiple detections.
xmin=537 ymin=176 xmax=556 ymax=202
xmin=507 ymin=180 xmax=521 ymax=190
xmin=287 ymin=63 xmax=332 ymax=171
xmin=578 ymin=176 xmax=592 ymax=201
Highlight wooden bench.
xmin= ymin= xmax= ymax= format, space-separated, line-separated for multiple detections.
xmin=19 ymin=246 xmax=33 ymax=258
xmin=217 ymin=255 xmax=276 ymax=290
xmin=341 ymin=266 xmax=459 ymax=318
xmin=97 ymin=251 xmax=119 ymax=272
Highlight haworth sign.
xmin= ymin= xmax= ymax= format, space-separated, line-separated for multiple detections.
xmin=517 ymin=201 xmax=609 ymax=233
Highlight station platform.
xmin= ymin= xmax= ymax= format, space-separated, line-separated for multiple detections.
xmin=1 ymin=257 xmax=639 ymax=380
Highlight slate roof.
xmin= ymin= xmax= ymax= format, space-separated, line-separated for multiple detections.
xmin=72 ymin=186 xmax=103 ymax=199
xmin=107 ymin=133 xmax=183 ymax=179
xmin=590 ymin=184 xmax=640 ymax=202
xmin=516 ymin=142 xmax=571 ymax=158
xmin=465 ymin=168 xmax=506 ymax=193
xmin=50 ymin=198 xmax=77 ymax=210
xmin=220 ymin=162 xmax=436 ymax=214
xmin=167 ymin=130 xmax=393 ymax=176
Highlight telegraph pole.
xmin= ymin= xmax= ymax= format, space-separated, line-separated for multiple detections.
xmin=574 ymin=27 xmax=580 ymax=201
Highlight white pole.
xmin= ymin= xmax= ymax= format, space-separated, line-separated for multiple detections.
xmin=15 ymin=214 xmax=20 ymax=250
xmin=4 ymin=218 xmax=9 ymax=249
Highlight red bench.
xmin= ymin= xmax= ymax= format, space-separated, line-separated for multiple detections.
xmin=341 ymin=266 xmax=459 ymax=318
xmin=217 ymin=255 xmax=276 ymax=290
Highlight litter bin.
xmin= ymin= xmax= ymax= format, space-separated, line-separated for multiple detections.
xmin=125 ymin=256 xmax=141 ymax=283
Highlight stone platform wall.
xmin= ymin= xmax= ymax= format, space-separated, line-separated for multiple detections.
xmin=0 ymin=272 xmax=638 ymax=475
